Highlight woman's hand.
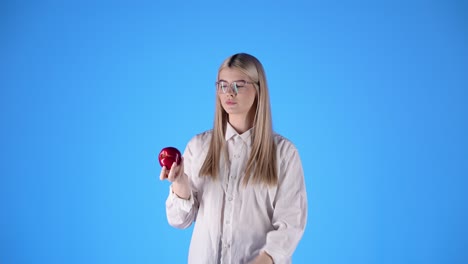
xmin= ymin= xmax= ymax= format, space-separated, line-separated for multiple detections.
xmin=249 ymin=251 xmax=273 ymax=264
xmin=160 ymin=158 xmax=191 ymax=199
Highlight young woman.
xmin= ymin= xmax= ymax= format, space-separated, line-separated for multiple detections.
xmin=160 ymin=53 xmax=307 ymax=264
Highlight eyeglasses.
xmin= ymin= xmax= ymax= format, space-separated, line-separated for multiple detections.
xmin=215 ymin=80 xmax=255 ymax=95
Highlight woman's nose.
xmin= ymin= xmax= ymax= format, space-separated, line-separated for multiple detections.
xmin=225 ymin=87 xmax=236 ymax=96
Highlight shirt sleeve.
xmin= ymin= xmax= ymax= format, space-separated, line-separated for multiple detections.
xmin=165 ymin=185 xmax=198 ymax=229
xmin=165 ymin=138 xmax=200 ymax=229
xmin=262 ymin=145 xmax=308 ymax=263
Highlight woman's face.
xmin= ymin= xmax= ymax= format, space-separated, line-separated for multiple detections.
xmin=217 ymin=67 xmax=257 ymax=119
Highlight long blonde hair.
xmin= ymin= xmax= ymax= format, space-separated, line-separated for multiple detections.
xmin=199 ymin=53 xmax=278 ymax=186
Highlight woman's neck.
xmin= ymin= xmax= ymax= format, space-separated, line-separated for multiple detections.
xmin=228 ymin=115 xmax=253 ymax=134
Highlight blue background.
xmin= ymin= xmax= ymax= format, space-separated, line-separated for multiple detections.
xmin=1 ymin=0 xmax=467 ymax=263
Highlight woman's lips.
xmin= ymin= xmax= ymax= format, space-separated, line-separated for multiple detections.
xmin=225 ymin=100 xmax=236 ymax=105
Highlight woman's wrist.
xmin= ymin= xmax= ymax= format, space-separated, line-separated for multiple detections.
xmin=171 ymin=181 xmax=191 ymax=200
xmin=261 ymin=251 xmax=273 ymax=264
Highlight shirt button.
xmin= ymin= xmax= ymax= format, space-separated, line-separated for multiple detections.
xmin=226 ymin=220 xmax=230 ymax=225
xmin=228 ymin=197 xmax=233 ymax=201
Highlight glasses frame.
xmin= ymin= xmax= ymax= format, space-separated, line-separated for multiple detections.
xmin=215 ymin=80 xmax=256 ymax=95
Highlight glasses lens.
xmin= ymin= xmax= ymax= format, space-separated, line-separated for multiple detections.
xmin=235 ymin=81 xmax=246 ymax=87
xmin=232 ymin=82 xmax=238 ymax=94
xmin=217 ymin=81 xmax=227 ymax=93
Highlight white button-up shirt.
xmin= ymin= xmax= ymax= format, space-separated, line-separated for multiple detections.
xmin=166 ymin=123 xmax=307 ymax=264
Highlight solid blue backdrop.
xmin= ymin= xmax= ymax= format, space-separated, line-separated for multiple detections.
xmin=1 ymin=0 xmax=467 ymax=263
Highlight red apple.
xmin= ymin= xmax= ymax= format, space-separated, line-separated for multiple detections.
xmin=158 ymin=147 xmax=182 ymax=170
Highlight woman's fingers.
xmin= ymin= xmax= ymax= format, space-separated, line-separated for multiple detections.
xmin=161 ymin=157 xmax=184 ymax=182
xmin=167 ymin=162 xmax=178 ymax=182
xmin=160 ymin=166 xmax=168 ymax=180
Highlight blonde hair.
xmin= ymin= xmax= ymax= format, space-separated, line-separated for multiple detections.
xmin=199 ymin=53 xmax=278 ymax=186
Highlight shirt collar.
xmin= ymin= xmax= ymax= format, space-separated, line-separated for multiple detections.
xmin=225 ymin=122 xmax=253 ymax=146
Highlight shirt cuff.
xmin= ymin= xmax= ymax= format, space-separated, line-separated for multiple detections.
xmin=169 ymin=185 xmax=194 ymax=213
